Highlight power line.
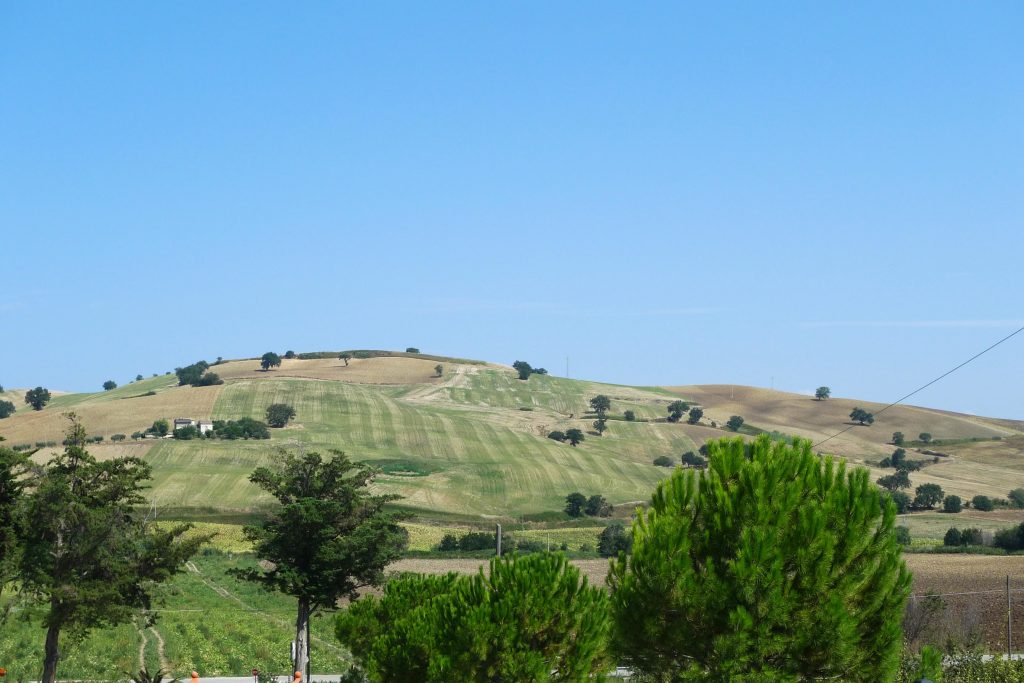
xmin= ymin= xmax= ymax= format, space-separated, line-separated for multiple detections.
xmin=813 ymin=324 xmax=1024 ymax=450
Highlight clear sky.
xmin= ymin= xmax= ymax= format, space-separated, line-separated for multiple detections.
xmin=1 ymin=2 xmax=1021 ymax=417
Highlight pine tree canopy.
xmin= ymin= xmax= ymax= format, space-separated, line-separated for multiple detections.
xmin=608 ymin=435 xmax=911 ymax=682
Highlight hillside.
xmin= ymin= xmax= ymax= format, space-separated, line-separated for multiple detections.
xmin=2 ymin=352 xmax=1022 ymax=522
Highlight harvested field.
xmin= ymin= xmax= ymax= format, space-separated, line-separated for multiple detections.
xmin=209 ymin=356 xmax=446 ymax=385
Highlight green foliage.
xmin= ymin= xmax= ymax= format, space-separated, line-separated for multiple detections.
xmin=994 ymin=523 xmax=1024 ymax=551
xmin=25 ymin=386 xmax=52 ymax=411
xmin=892 ymin=431 xmax=905 ymax=446
xmin=405 ymin=347 xmax=419 ymax=353
xmin=210 ymin=418 xmax=270 ymax=440
xmin=547 ymin=430 xmax=566 ymax=442
xmin=0 ymin=445 xmax=29 ymax=589
xmin=339 ymin=352 xmax=352 ymax=366
xmin=235 ymin=449 xmax=408 ymax=678
xmin=336 ymin=553 xmax=612 ymax=682
xmin=1009 ymin=488 xmax=1024 ymax=509
xmin=565 ymin=428 xmax=584 ymax=447
xmin=592 ymin=417 xmax=607 ymax=435
xmin=972 ymin=494 xmax=994 ymax=512
xmin=265 ymin=403 xmax=297 ymax=428
xmin=260 ymin=352 xmax=282 ymax=371
xmin=434 ymin=363 xmax=443 ymax=377
xmin=285 ymin=350 xmax=296 ymax=359
xmin=914 ymin=483 xmax=945 ymax=509
xmin=919 ymin=432 xmax=933 ymax=443
xmin=943 ymin=526 xmax=985 ymax=547
xmin=726 ymin=415 xmax=744 ymax=431
xmin=174 ymin=425 xmax=199 ymax=440
xmin=564 ymin=492 xmax=587 ymax=517
xmin=850 ymin=407 xmax=875 ymax=425
xmin=150 ymin=419 xmax=170 ymax=437
xmin=943 ymin=495 xmax=963 ymax=513
xmin=815 ymin=386 xmax=831 ymax=400
xmin=686 ymin=406 xmax=703 ymax=424
xmin=17 ymin=416 xmax=207 ymax=683
xmin=102 ymin=380 xmax=117 ymax=391
xmin=894 ymin=525 xmax=911 ymax=545
xmin=436 ymin=533 xmax=459 ymax=552
xmin=585 ymin=494 xmax=612 ymax=518
xmin=623 ymin=409 xmax=636 ymax=421
xmin=652 ymin=455 xmax=674 ymax=467
xmin=609 ymin=435 xmax=910 ymax=682
xmin=878 ymin=470 xmax=911 ymax=491
xmin=680 ymin=450 xmax=706 ymax=468
xmin=666 ymin=400 xmax=688 ymax=422
xmin=597 ymin=523 xmax=631 ymax=557
xmin=890 ymin=491 xmax=912 ymax=514
xmin=897 ymin=648 xmax=1024 ymax=683
xmin=0 ymin=400 xmax=14 ymax=419
xmin=589 ymin=395 xmax=611 ymax=416
xmin=512 ymin=360 xmax=546 ymax=380
xmin=944 ymin=527 xmax=963 ymax=546
xmin=175 ymin=361 xmax=223 ymax=387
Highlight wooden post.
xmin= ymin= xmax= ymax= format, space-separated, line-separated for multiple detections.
xmin=1008 ymin=575 xmax=1013 ymax=659
xmin=496 ymin=523 xmax=502 ymax=557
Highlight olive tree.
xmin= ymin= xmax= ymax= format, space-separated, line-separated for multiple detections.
xmin=609 ymin=436 xmax=910 ymax=681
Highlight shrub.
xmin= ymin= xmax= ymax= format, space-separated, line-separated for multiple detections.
xmin=652 ymin=455 xmax=675 ymax=467
xmin=961 ymin=527 xmax=984 ymax=546
xmin=266 ymin=403 xmax=297 ymax=428
xmin=436 ymin=534 xmax=459 ymax=552
xmin=547 ymin=430 xmax=566 ymax=442
xmin=994 ymin=523 xmax=1024 ymax=552
xmin=0 ymin=400 xmax=15 ymax=419
xmin=210 ymin=418 xmax=270 ymax=440
xmin=598 ymin=523 xmax=631 ymax=557
xmin=111 ymin=434 xmax=126 ymax=442
xmin=972 ymin=495 xmax=994 ymax=512
xmin=336 ymin=554 xmax=612 ymax=681
xmin=890 ymin=491 xmax=912 ymax=514
xmin=565 ymin=492 xmax=587 ymax=517
xmin=944 ymin=527 xmax=962 ymax=546
xmin=173 ymin=425 xmax=199 ymax=440
xmin=609 ymin=436 xmax=910 ymax=681
xmin=943 ymin=495 xmax=963 ymax=513
xmin=405 ymin=347 xmax=419 ymax=353
xmin=458 ymin=532 xmax=497 ymax=552
xmin=623 ymin=410 xmax=636 ymax=421
xmin=726 ymin=415 xmax=744 ymax=431
xmin=681 ymin=451 xmax=706 ymax=468
xmin=1010 ymin=488 xmax=1024 ymax=509
xmin=894 ymin=526 xmax=911 ymax=545
xmin=585 ymin=494 xmax=612 ymax=517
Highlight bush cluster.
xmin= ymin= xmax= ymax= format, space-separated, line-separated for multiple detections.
xmin=174 ymin=361 xmax=223 ymax=387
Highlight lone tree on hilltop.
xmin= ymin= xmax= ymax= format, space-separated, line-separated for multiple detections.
xmin=512 ymin=360 xmax=533 ymax=380
xmin=687 ymin=407 xmax=704 ymax=425
xmin=565 ymin=428 xmax=585 ymax=447
xmin=234 ymin=449 xmax=408 ymax=682
xmin=339 ymin=352 xmax=352 ymax=366
xmin=590 ymin=395 xmax=611 ymax=417
xmin=892 ymin=431 xmax=905 ymax=446
xmin=284 ymin=350 xmax=296 ymax=359
xmin=726 ymin=415 xmax=744 ymax=432
xmin=849 ymin=407 xmax=874 ymax=425
xmin=266 ymin=403 xmax=297 ymax=428
xmin=609 ymin=435 xmax=910 ymax=681
xmin=102 ymin=380 xmax=117 ymax=391
xmin=666 ymin=400 xmax=689 ymax=423
xmin=18 ymin=416 xmax=207 ymax=683
xmin=564 ymin=492 xmax=587 ymax=517
xmin=815 ymin=386 xmax=831 ymax=400
xmin=919 ymin=432 xmax=933 ymax=443
xmin=0 ymin=400 xmax=15 ymax=419
xmin=260 ymin=352 xmax=282 ymax=371
xmin=25 ymin=387 xmax=51 ymax=411
xmin=405 ymin=347 xmax=419 ymax=353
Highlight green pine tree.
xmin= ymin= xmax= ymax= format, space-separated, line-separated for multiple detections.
xmin=609 ymin=435 xmax=911 ymax=682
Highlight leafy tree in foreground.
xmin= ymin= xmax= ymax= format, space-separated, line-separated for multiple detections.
xmin=339 ymin=352 xmax=352 ymax=366
xmin=565 ymin=492 xmax=587 ymax=517
xmin=666 ymin=400 xmax=688 ymax=423
xmin=0 ymin=445 xmax=29 ymax=594
xmin=686 ymin=406 xmax=703 ymax=424
xmin=266 ymin=403 xmax=297 ymax=428
xmin=260 ymin=351 xmax=282 ymax=371
xmin=102 ymin=380 xmax=117 ymax=391
xmin=892 ymin=431 xmax=905 ymax=446
xmin=850 ymin=407 xmax=875 ymax=425
xmin=726 ymin=415 xmax=744 ymax=431
xmin=943 ymin=495 xmax=963 ymax=513
xmin=971 ymin=494 xmax=994 ymax=512
xmin=913 ymin=483 xmax=944 ymax=509
xmin=18 ymin=416 xmax=205 ymax=683
xmin=25 ymin=386 xmax=51 ymax=411
xmin=609 ymin=435 xmax=910 ymax=682
xmin=815 ymin=386 xmax=831 ymax=400
xmin=0 ymin=400 xmax=15 ymax=419
xmin=336 ymin=553 xmax=612 ymax=682
xmin=565 ymin=428 xmax=584 ymax=447
xmin=234 ymin=450 xmax=408 ymax=681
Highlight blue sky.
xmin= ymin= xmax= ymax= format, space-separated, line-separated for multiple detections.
xmin=1 ymin=2 xmax=1021 ymax=417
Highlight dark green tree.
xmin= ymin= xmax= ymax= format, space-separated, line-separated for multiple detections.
xmin=849 ymin=407 xmax=874 ymax=425
xmin=815 ymin=386 xmax=831 ymax=400
xmin=0 ymin=400 xmax=15 ymax=419
xmin=565 ymin=428 xmax=585 ymax=447
xmin=102 ymin=380 xmax=117 ymax=391
xmin=623 ymin=410 xmax=636 ymax=422
xmin=589 ymin=395 xmax=611 ymax=417
xmin=666 ymin=400 xmax=688 ymax=423
xmin=686 ymin=407 xmax=703 ymax=424
xmin=944 ymin=527 xmax=962 ymax=546
xmin=564 ymin=492 xmax=587 ymax=517
xmin=0 ymin=445 xmax=29 ymax=594
xmin=149 ymin=419 xmax=169 ymax=437
xmin=598 ymin=522 xmax=631 ymax=557
xmin=405 ymin=347 xmax=419 ymax=353
xmin=233 ymin=450 xmax=408 ymax=680
xmin=894 ymin=526 xmax=911 ymax=545
xmin=913 ymin=483 xmax=944 ymax=509
xmin=17 ymin=416 xmax=205 ymax=683
xmin=585 ymin=494 xmax=612 ymax=517
xmin=726 ymin=415 xmax=744 ymax=431
xmin=892 ymin=431 xmax=905 ymax=446
xmin=653 ymin=455 xmax=675 ymax=467
xmin=266 ymin=403 xmax=297 ymax=428
xmin=592 ymin=417 xmax=607 ymax=436
xmin=943 ymin=495 xmax=963 ymax=513
xmin=512 ymin=360 xmax=533 ymax=380
xmin=284 ymin=350 xmax=296 ymax=359
xmin=919 ymin=432 xmax=932 ymax=443
xmin=1009 ymin=488 xmax=1024 ymax=509
xmin=971 ymin=494 xmax=994 ymax=512
xmin=681 ymin=451 xmax=706 ymax=468
xmin=260 ymin=352 xmax=282 ymax=371
xmin=336 ymin=553 xmax=612 ymax=682
xmin=609 ymin=436 xmax=910 ymax=682
xmin=877 ymin=471 xmax=911 ymax=491
xmin=25 ymin=387 xmax=51 ymax=411
xmin=434 ymin=363 xmax=443 ymax=378
xmin=890 ymin=491 xmax=912 ymax=514
xmin=547 ymin=430 xmax=566 ymax=442
xmin=339 ymin=352 xmax=352 ymax=366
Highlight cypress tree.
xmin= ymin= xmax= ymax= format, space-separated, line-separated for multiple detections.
xmin=609 ymin=435 xmax=911 ymax=682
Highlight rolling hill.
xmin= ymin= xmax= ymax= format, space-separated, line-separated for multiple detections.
xmin=2 ymin=351 xmax=1022 ymax=523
